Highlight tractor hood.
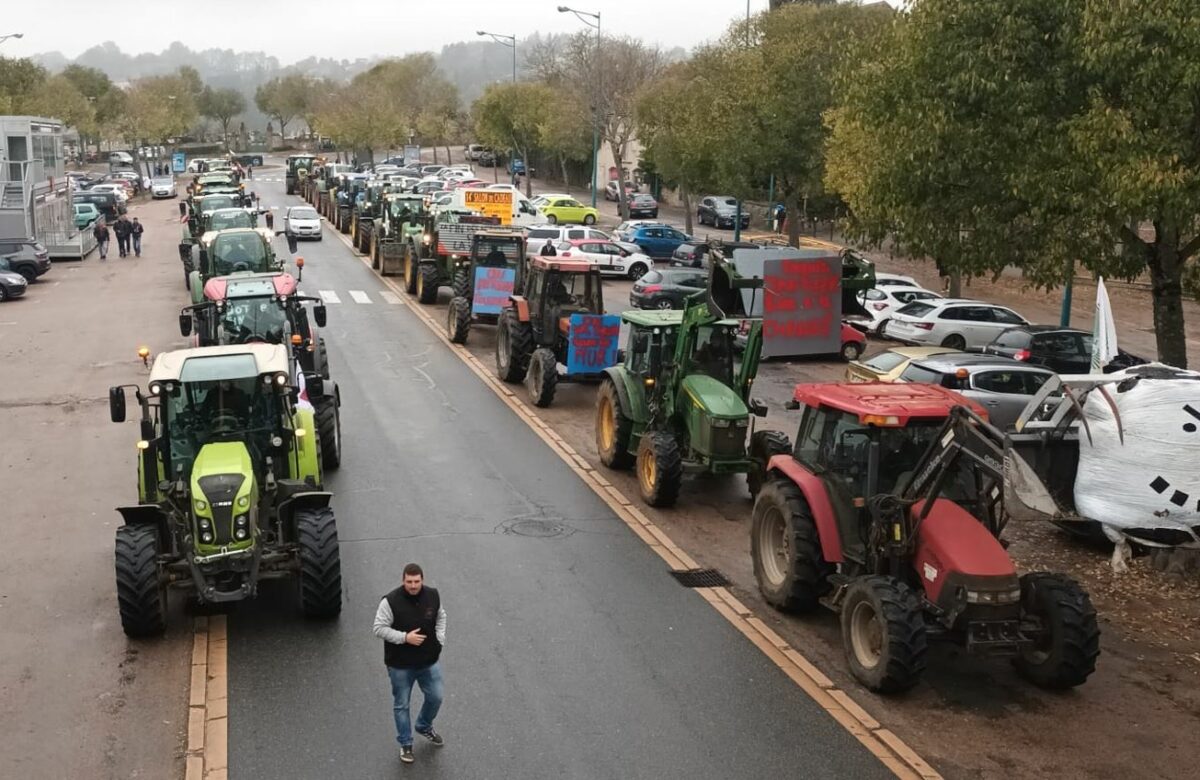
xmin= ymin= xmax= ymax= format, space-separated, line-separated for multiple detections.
xmin=679 ymin=374 xmax=748 ymax=419
xmin=190 ymin=441 xmax=257 ymax=552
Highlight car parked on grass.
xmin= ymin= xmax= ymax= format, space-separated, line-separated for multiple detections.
xmin=627 ymin=193 xmax=659 ymax=218
xmin=150 ymin=177 xmax=177 ymax=199
xmin=898 ymin=353 xmax=1055 ymax=428
xmin=540 ymin=197 xmax=599 ymax=226
xmin=853 ymin=286 xmax=943 ymax=335
xmin=981 ymin=325 xmax=1147 ymax=374
xmin=73 ymin=203 xmax=102 ymax=229
xmin=629 ymin=268 xmax=708 ymax=309
xmin=884 ymin=298 xmax=1029 ymax=350
xmin=0 ymin=261 xmax=28 ymax=302
xmin=0 ymin=238 xmax=52 ymax=282
xmin=555 ymin=239 xmax=653 ymax=280
xmin=626 ymin=224 xmax=692 ymax=258
xmin=697 ymin=195 xmax=750 ymax=229
xmin=284 ymin=206 xmax=322 ymax=240
xmin=845 ymin=346 xmax=963 ymax=383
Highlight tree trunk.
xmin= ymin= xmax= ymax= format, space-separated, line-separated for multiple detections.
xmin=786 ymin=192 xmax=802 ymax=248
xmin=522 ymin=147 xmax=533 ymax=198
xmin=560 ymin=155 xmax=570 ymax=195
xmin=445 ymin=144 xmax=452 ymax=166
xmin=611 ymin=141 xmax=628 ymax=220
xmin=1146 ymin=225 xmax=1187 ymax=368
xmin=432 ymin=147 xmax=439 ymax=164
xmin=680 ymin=185 xmax=693 ymax=236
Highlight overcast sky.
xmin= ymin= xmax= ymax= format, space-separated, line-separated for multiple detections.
xmin=0 ymin=0 xmax=828 ymax=64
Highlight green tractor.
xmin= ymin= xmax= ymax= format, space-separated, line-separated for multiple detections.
xmin=371 ymin=193 xmax=428 ymax=274
xmin=350 ymin=181 xmax=390 ymax=253
xmin=404 ymin=211 xmax=505 ymax=305
xmin=285 ymin=154 xmax=318 ymax=196
xmin=108 ymin=343 xmax=342 ymax=637
xmin=188 ymin=227 xmax=290 ymax=304
xmin=445 ymin=228 xmax=528 ymax=345
xmin=335 ymin=174 xmax=369 ymax=234
xmin=595 ymin=262 xmax=772 ymax=507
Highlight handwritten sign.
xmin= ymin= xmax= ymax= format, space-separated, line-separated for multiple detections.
xmin=472 ymin=266 xmax=516 ymax=315
xmin=464 ymin=189 xmax=514 ymax=224
xmin=566 ymin=314 xmax=621 ymax=375
xmin=760 ymin=252 xmax=842 ymax=358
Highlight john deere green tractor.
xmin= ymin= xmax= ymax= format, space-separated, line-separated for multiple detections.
xmin=108 ymin=343 xmax=342 ymax=637
xmin=188 ymin=227 xmax=290 ymax=304
xmin=286 ymin=154 xmax=318 ymax=196
xmin=372 ymin=193 xmax=428 ymax=275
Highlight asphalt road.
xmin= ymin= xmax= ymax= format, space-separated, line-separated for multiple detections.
xmin=224 ymin=172 xmax=891 ymax=778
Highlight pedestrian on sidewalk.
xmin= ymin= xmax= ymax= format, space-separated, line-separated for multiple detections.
xmin=93 ymin=222 xmax=110 ymax=260
xmin=113 ymin=215 xmax=133 ymax=258
xmin=540 ymin=238 xmax=557 ymax=257
xmin=131 ymin=217 xmax=144 ymax=257
xmin=247 ymin=164 xmax=254 ymax=180
xmin=773 ymin=203 xmax=786 ymax=234
xmin=373 ymin=563 xmax=446 ymax=765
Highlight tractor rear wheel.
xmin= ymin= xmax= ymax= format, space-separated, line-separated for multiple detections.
xmin=316 ymin=397 xmax=341 ymax=470
xmin=636 ymin=431 xmax=683 ymax=507
xmin=841 ymin=576 xmax=927 ymax=694
xmin=370 ymin=234 xmax=380 ymax=269
xmin=296 ymin=507 xmax=342 ymax=619
xmin=750 ymin=479 xmax=831 ymax=611
xmin=417 ymin=264 xmax=439 ymax=304
xmin=496 ymin=309 xmax=533 ymax=383
xmin=526 ymin=347 xmax=558 ymax=407
xmin=114 ymin=524 xmax=167 ymax=637
xmin=596 ymin=379 xmax=634 ymax=469
xmin=747 ymin=429 xmax=792 ymax=497
xmin=452 ymin=268 xmax=470 ymax=299
xmin=448 ymin=296 xmax=471 ymax=344
xmin=1014 ymin=573 xmax=1100 ymax=689
xmin=403 ymin=245 xmax=418 ymax=294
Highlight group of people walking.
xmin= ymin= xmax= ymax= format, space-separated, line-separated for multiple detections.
xmin=91 ymin=215 xmax=143 ymax=260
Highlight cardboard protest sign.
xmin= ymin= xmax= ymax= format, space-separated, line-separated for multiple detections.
xmin=472 ymin=266 xmax=516 ymax=315
xmin=566 ymin=314 xmax=621 ymax=374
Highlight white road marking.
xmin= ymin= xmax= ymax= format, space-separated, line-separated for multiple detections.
xmin=349 ymin=290 xmax=372 ymax=304
xmin=379 ymin=290 xmax=402 ymax=305
xmin=319 ymin=290 xmax=341 ymax=304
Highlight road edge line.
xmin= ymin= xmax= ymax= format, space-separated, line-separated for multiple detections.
xmin=185 ymin=614 xmax=228 ymax=780
xmin=329 ymin=225 xmax=942 ymax=780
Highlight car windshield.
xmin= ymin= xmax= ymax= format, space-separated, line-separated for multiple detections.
xmin=210 ymin=234 xmax=269 ymax=275
xmin=152 ymin=178 xmax=173 ymax=186
xmin=995 ymin=329 xmax=1032 ymax=348
xmin=218 ymin=298 xmax=289 ymax=344
xmin=289 ymin=208 xmax=318 ymax=220
xmin=897 ymin=301 xmax=936 ymax=318
xmin=640 ymin=271 xmax=663 ymax=284
xmin=209 ymin=211 xmax=253 ymax=231
xmin=863 ymin=351 xmax=910 ymax=372
xmin=720 ymin=198 xmax=737 ymax=206
xmin=899 ymin=363 xmax=946 ymax=385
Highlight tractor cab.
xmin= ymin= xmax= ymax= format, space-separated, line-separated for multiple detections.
xmin=381 ymin=194 xmax=428 ymax=239
xmin=285 ymin=154 xmax=318 ymax=195
xmin=190 ymin=228 xmax=285 ymax=303
xmin=206 ymin=207 xmax=257 ymax=233
xmin=444 ymin=229 xmax=528 ymax=345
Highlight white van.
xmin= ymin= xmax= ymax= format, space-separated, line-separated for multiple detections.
xmin=451 ymin=187 xmax=542 ymax=227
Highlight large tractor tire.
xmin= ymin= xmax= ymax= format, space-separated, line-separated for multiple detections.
xmin=840 ymin=576 xmax=928 ymax=694
xmin=370 ymin=234 xmax=381 ymax=270
xmin=316 ymin=397 xmax=341 ymax=470
xmin=636 ymin=431 xmax=683 ymax=507
xmin=750 ymin=479 xmax=832 ymax=612
xmin=447 ymin=296 xmax=471 ymax=344
xmin=416 ymin=264 xmax=439 ymax=305
xmin=403 ymin=245 xmax=419 ymax=294
xmin=1013 ymin=573 xmax=1101 ymax=689
xmin=526 ymin=348 xmax=558 ymax=408
xmin=296 ymin=507 xmax=342 ymax=618
xmin=495 ymin=308 xmax=534 ymax=383
xmin=596 ymin=379 xmax=634 ymax=469
xmin=452 ymin=268 xmax=471 ymax=299
xmin=747 ymin=429 xmax=792 ymax=497
xmin=114 ymin=524 xmax=166 ymax=638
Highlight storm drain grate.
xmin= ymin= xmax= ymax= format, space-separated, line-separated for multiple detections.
xmin=669 ymin=568 xmax=731 ymax=588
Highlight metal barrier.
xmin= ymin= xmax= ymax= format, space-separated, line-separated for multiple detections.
xmin=41 ymin=225 xmax=98 ymax=260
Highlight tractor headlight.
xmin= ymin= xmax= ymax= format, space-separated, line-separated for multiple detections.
xmin=712 ymin=418 xmax=732 ymax=428
xmin=235 ymin=528 xmax=248 ymax=540
xmin=735 ymin=418 xmax=749 ymax=428
xmin=965 ymin=588 xmax=1021 ymax=605
xmin=194 ymin=499 xmax=207 ymax=512
xmin=235 ymin=513 xmax=248 ymax=527
xmin=198 ymin=518 xmax=211 ymax=530
xmin=149 ymin=382 xmax=161 ymax=396
xmin=423 ymin=233 xmax=432 ymax=245
xmin=237 ymin=496 xmax=250 ymax=509
xmin=275 ymin=372 xmax=288 ymax=386
xmin=201 ymin=532 xmax=214 ymax=544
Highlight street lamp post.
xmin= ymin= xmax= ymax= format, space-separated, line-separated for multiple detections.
xmin=0 ymin=33 xmax=24 ymax=45
xmin=476 ymin=31 xmax=517 ymax=84
xmin=557 ymin=5 xmax=601 ymax=208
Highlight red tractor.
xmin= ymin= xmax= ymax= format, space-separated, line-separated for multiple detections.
xmin=750 ymin=382 xmax=1100 ymax=693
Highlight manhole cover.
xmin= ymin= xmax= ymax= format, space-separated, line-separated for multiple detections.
xmin=505 ymin=519 xmax=571 ymax=538
xmin=669 ymin=568 xmax=731 ymax=588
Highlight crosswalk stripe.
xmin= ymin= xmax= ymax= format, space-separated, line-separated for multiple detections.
xmin=349 ymin=290 xmax=372 ymax=304
xmin=319 ymin=290 xmax=341 ymax=304
xmin=379 ymin=290 xmax=402 ymax=305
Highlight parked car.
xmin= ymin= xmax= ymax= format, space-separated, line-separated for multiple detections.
xmin=90 ymin=183 xmax=129 ymax=202
xmin=284 ymin=206 xmax=322 ymax=240
xmin=981 ymin=325 xmax=1147 ymax=374
xmin=854 ymin=286 xmax=943 ymax=335
xmin=884 ymin=298 xmax=1029 ymax=350
xmin=845 ymin=346 xmax=963 ymax=383
xmin=555 ymin=239 xmax=653 ymax=280
xmin=415 ymin=180 xmax=446 ymax=195
xmin=465 ymin=143 xmax=489 ymax=161
xmin=480 ymin=150 xmax=498 ymax=167
xmin=897 ymin=354 xmax=1056 ymax=429
xmin=73 ymin=191 xmax=127 ymax=221
xmin=626 ymin=224 xmax=692 ymax=258
xmin=627 ymin=193 xmax=659 ymax=218
xmin=507 ymin=158 xmax=526 ymax=175
xmin=525 ymin=225 xmax=639 ymax=257
xmin=670 ymin=239 xmax=759 ymax=269
xmin=420 ymin=165 xmax=445 ymax=177
xmin=108 ymin=151 xmax=134 ymax=166
xmin=697 ymin=195 xmax=750 ymax=230
xmin=0 ymin=261 xmax=28 ymax=302
xmin=0 ymin=238 xmax=52 ymax=282
xmin=605 ymin=180 xmax=638 ymax=202
xmin=875 ymin=272 xmax=920 ymax=288
xmin=540 ymin=197 xmax=599 ymax=226
xmin=531 ymin=193 xmax=571 ymax=208
xmin=150 ymin=177 xmax=177 ymax=199
xmin=630 ymin=268 xmax=708 ymax=309
xmin=73 ymin=203 xmax=102 ymax=229
xmin=614 ymin=220 xmax=669 ymax=241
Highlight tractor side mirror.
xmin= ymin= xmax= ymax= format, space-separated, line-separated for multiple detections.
xmin=306 ymin=374 xmax=325 ymax=398
xmin=313 ymin=303 xmax=327 ymax=328
xmin=784 ymin=399 xmax=800 ymax=411
xmin=286 ymin=233 xmax=299 ymax=254
xmin=179 ymin=313 xmax=192 ymax=337
xmin=750 ymin=399 xmax=768 ymax=418
xmin=109 ymin=386 xmax=127 ymax=423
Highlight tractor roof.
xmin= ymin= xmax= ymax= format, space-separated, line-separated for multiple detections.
xmin=201 ymin=226 xmax=273 ymax=246
xmin=791 ymin=382 xmax=986 ymax=426
xmin=530 ymin=257 xmax=593 ymax=274
xmin=203 ymin=273 xmax=297 ymax=301
xmin=150 ymin=344 xmax=290 ymax=383
xmin=620 ymin=309 xmax=739 ymax=328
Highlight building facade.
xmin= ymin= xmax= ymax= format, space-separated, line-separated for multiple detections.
xmin=0 ymin=116 xmax=73 ymax=253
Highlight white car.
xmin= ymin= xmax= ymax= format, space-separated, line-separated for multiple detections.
xmin=525 ymin=224 xmax=640 ymax=257
xmin=555 ymin=239 xmax=653 ymax=280
xmin=884 ymin=298 xmax=1029 ymax=350
xmin=614 ymin=219 xmax=670 ymax=241
xmin=855 ymin=287 xmax=942 ymax=335
xmin=284 ymin=206 xmax=323 ymax=240
xmin=150 ymin=177 xmax=177 ymax=199
xmin=439 ymin=168 xmax=476 ymax=182
xmin=875 ymin=272 xmax=920 ymax=288
xmin=108 ymin=151 xmax=134 ymax=166
xmin=89 ymin=183 xmax=129 ymax=202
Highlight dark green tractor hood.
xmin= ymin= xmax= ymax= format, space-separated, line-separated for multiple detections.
xmin=679 ymin=374 xmax=748 ymax=419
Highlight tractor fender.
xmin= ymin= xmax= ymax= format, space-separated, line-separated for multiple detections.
xmin=117 ymin=504 xmax=166 ymax=526
xmin=911 ymin=498 xmax=1016 ymax=605
xmin=766 ymin=455 xmax=844 ymax=563
xmin=510 ymin=295 xmax=530 ymax=322
xmin=278 ymin=491 xmax=334 ymax=539
xmin=601 ymin=367 xmax=644 ymax=424
xmin=321 ymin=378 xmax=340 ymax=407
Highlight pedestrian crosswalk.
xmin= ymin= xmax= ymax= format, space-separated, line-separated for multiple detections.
xmin=312 ymin=289 xmax=404 ymax=305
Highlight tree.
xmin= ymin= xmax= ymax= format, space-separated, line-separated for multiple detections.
xmin=473 ymin=82 xmax=554 ymax=197
xmin=0 ymin=56 xmax=47 ymax=114
xmin=19 ymin=75 xmax=96 ymax=136
xmin=115 ymin=75 xmax=199 ymax=174
xmin=199 ymin=86 xmax=247 ymax=144
xmin=255 ymin=74 xmax=312 ymax=138
xmin=539 ymin=91 xmax=593 ymax=196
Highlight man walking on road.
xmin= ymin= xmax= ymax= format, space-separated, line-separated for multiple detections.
xmin=130 ymin=217 xmax=144 ymax=257
xmin=113 ymin=215 xmax=132 ymax=258
xmin=93 ymin=221 xmax=110 ymax=260
xmin=373 ymin=563 xmax=446 ymax=765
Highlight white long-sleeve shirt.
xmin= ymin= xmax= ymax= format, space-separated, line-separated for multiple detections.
xmin=373 ymin=597 xmax=446 ymax=647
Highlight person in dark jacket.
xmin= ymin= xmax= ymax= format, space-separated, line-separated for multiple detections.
xmin=113 ymin=215 xmax=133 ymax=258
xmin=130 ymin=217 xmax=145 ymax=257
xmin=372 ymin=563 xmax=446 ymax=765
xmin=93 ymin=222 xmax=110 ymax=260
xmin=540 ymin=239 xmax=557 ymax=257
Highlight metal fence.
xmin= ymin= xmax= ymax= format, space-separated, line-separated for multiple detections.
xmin=41 ymin=225 xmax=98 ymax=260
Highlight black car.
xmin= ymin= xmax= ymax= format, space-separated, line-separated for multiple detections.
xmin=670 ymin=239 xmax=760 ymax=269
xmin=0 ymin=258 xmax=31 ymax=300
xmin=629 ymin=268 xmax=708 ymax=310
xmin=0 ymin=238 xmax=52 ymax=282
xmin=982 ymin=325 xmax=1146 ymax=374
xmin=627 ymin=193 xmax=659 ymax=218
xmin=73 ymin=191 xmax=126 ymax=222
xmin=697 ymin=195 xmax=750 ymax=229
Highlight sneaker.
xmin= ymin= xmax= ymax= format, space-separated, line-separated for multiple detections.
xmin=400 ymin=746 xmax=414 ymax=764
xmin=416 ymin=728 xmax=444 ymax=747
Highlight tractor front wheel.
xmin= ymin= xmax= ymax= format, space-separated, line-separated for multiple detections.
xmin=750 ymin=479 xmax=831 ymax=611
xmin=596 ymin=379 xmax=634 ymax=469
xmin=417 ymin=264 xmax=439 ymax=304
xmin=526 ymin=348 xmax=558 ymax=407
xmin=403 ymin=245 xmax=418 ymax=294
xmin=636 ymin=431 xmax=683 ymax=507
xmin=747 ymin=429 xmax=792 ymax=497
xmin=448 ymin=296 xmax=471 ymax=344
xmin=316 ymin=397 xmax=341 ymax=470
xmin=296 ymin=507 xmax=343 ymax=618
xmin=452 ymin=268 xmax=470 ymax=299
xmin=1014 ymin=573 xmax=1100 ymax=689
xmin=496 ymin=309 xmax=533 ymax=383
xmin=370 ymin=234 xmax=380 ymax=269
xmin=840 ymin=576 xmax=927 ymax=694
xmin=114 ymin=524 xmax=167 ymax=638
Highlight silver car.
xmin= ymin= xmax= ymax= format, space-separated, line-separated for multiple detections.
xmin=897 ymin=354 xmax=1055 ymax=429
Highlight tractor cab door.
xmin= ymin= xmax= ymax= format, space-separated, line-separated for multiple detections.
xmin=795 ymin=406 xmax=874 ymax=563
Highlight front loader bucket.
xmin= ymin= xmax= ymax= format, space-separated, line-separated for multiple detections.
xmin=1003 ymin=444 xmax=1064 ymax=523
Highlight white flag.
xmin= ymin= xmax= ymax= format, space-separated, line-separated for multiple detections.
xmin=1090 ymin=277 xmax=1119 ymax=372
xmin=295 ymin=370 xmax=315 ymax=412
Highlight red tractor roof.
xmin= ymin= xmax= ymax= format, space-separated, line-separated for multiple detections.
xmin=203 ymin=273 xmax=297 ymax=302
xmin=530 ymin=257 xmax=595 ymax=274
xmin=791 ymin=382 xmax=987 ymax=425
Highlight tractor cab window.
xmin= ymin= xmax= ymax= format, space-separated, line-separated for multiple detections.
xmin=219 ymin=298 xmax=288 ymax=344
xmin=477 ymin=239 xmax=516 ymax=268
xmin=210 ymin=235 xmax=268 ymax=275
xmin=689 ymin=325 xmax=736 ymax=384
xmin=541 ymin=270 xmax=600 ymax=313
xmin=199 ymin=196 xmax=236 ymax=215
xmin=628 ymin=326 xmax=677 ymax=375
xmin=209 ymin=211 xmax=253 ymax=231
xmin=162 ymin=364 xmax=278 ymax=478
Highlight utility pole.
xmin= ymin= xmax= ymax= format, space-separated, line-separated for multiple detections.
xmin=558 ymin=6 xmax=602 ymax=208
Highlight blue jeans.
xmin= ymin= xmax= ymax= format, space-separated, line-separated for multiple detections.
xmin=388 ymin=662 xmax=443 ymax=747
xmin=132 ymin=235 xmax=142 ymax=256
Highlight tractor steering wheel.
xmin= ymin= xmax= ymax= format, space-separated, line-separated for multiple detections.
xmin=232 ymin=261 xmax=251 ymax=272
